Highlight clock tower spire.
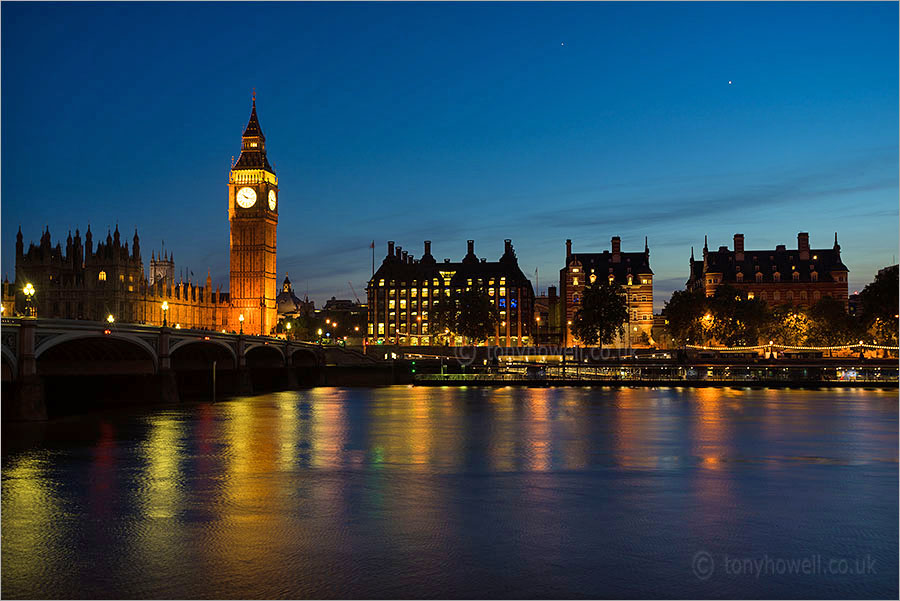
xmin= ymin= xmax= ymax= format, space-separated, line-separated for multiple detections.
xmin=228 ymin=93 xmax=278 ymax=335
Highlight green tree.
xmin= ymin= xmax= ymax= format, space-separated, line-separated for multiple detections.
xmin=431 ymin=285 xmax=499 ymax=344
xmin=857 ymin=265 xmax=899 ymax=345
xmin=806 ymin=296 xmax=861 ymax=351
xmin=662 ymin=288 xmax=708 ymax=346
xmin=708 ymin=285 xmax=773 ymax=346
xmin=571 ymin=279 xmax=628 ymax=347
xmin=765 ymin=304 xmax=812 ymax=346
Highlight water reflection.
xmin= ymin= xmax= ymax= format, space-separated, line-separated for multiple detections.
xmin=2 ymin=386 xmax=897 ymax=599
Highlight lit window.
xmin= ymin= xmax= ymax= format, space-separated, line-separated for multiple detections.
xmin=590 ymin=274 xmax=597 ymax=284
xmin=627 ymin=275 xmax=633 ymax=285
xmin=379 ymin=279 xmax=385 ymax=287
xmin=573 ymin=278 xmax=579 ymax=286
xmin=756 ymin=273 xmax=763 ymax=283
xmin=572 ymin=268 xmax=579 ymax=273
xmin=811 ymin=272 xmax=818 ymax=282
xmin=98 ymin=271 xmax=107 ymax=281
xmin=747 ymin=292 xmax=755 ymax=299
xmin=389 ymin=300 xmax=396 ymax=309
xmin=499 ymin=287 xmax=506 ymax=296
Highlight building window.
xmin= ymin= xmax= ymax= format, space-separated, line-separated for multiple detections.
xmin=98 ymin=271 xmax=107 ymax=281
xmin=736 ymin=273 xmax=743 ymax=282
xmin=589 ymin=274 xmax=597 ymax=284
xmin=572 ymin=268 xmax=579 ymax=273
xmin=773 ymin=272 xmax=781 ymax=283
xmin=773 ymin=291 xmax=780 ymax=301
xmin=756 ymin=272 xmax=763 ymax=283
xmin=627 ymin=275 xmax=633 ymax=285
xmin=572 ymin=277 xmax=579 ymax=286
xmin=793 ymin=272 xmax=800 ymax=282
xmin=379 ymin=279 xmax=385 ymax=287
xmin=747 ymin=292 xmax=755 ymax=299
xmin=811 ymin=271 xmax=818 ymax=282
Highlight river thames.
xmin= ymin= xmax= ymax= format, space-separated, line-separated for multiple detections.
xmin=2 ymin=386 xmax=897 ymax=598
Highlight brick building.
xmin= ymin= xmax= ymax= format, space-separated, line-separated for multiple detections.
xmin=687 ymin=232 xmax=849 ymax=308
xmin=559 ymin=237 xmax=654 ymax=347
xmin=367 ymin=239 xmax=534 ymax=346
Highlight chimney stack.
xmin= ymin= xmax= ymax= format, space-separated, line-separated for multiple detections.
xmin=467 ymin=240 xmax=474 ymax=255
xmin=566 ymin=239 xmax=572 ymax=259
xmin=798 ymin=232 xmax=810 ymax=260
xmin=611 ymin=236 xmax=621 ymax=263
xmin=734 ymin=233 xmax=745 ymax=261
xmin=424 ymin=240 xmax=431 ymax=255
xmin=402 ymin=250 xmax=408 ymax=263
xmin=396 ymin=245 xmax=402 ymax=259
xmin=504 ymin=239 xmax=512 ymax=255
xmin=387 ymin=240 xmax=395 ymax=257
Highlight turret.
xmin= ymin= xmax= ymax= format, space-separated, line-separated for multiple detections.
xmin=16 ymin=226 xmax=23 ymax=260
xmin=133 ymin=228 xmax=141 ymax=260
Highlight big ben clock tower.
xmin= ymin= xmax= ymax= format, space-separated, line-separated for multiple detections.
xmin=229 ymin=93 xmax=278 ymax=335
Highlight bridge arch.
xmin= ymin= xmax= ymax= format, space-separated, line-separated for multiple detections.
xmin=170 ymin=338 xmax=237 ymax=366
xmin=290 ymin=346 xmax=320 ymax=367
xmin=2 ymin=346 xmax=16 ymax=381
xmin=244 ymin=343 xmax=285 ymax=368
xmin=35 ymin=332 xmax=158 ymax=374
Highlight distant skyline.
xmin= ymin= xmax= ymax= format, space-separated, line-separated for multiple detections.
xmin=2 ymin=1 xmax=897 ymax=310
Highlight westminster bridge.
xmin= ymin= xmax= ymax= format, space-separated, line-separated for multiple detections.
xmin=1 ymin=317 xmax=387 ymax=420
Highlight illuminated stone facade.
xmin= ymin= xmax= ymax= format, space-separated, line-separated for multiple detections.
xmin=366 ymin=239 xmax=535 ymax=346
xmin=559 ymin=237 xmax=654 ymax=347
xmin=7 ymin=226 xmax=231 ymax=329
xmin=228 ymin=95 xmax=279 ymax=336
xmin=687 ymin=233 xmax=849 ymax=309
xmin=4 ymin=97 xmax=280 ymax=333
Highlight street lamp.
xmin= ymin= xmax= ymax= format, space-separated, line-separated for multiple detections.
xmin=107 ymin=314 xmax=115 ymax=324
xmin=317 ymin=328 xmax=323 ymax=342
xmin=285 ymin=321 xmax=292 ymax=339
xmin=23 ymin=282 xmax=35 ymax=317
xmin=161 ymin=301 xmax=168 ymax=327
xmin=239 ymin=313 xmax=244 ymax=335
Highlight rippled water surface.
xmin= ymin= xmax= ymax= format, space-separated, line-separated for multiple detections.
xmin=2 ymin=386 xmax=897 ymax=598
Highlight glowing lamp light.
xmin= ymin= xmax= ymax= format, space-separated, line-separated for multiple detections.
xmin=107 ymin=314 xmax=115 ymax=324
xmin=175 ymin=324 xmax=181 ymax=329
xmin=161 ymin=301 xmax=168 ymax=311
xmin=286 ymin=322 xmax=292 ymax=330
xmin=317 ymin=328 xmax=323 ymax=336
xmin=239 ymin=314 xmax=244 ymax=322
xmin=23 ymin=283 xmax=35 ymax=297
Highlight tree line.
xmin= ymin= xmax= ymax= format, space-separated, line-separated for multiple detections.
xmin=662 ymin=265 xmax=898 ymax=349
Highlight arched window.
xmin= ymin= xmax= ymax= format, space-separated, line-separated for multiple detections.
xmin=800 ymin=291 xmax=807 ymax=301
xmin=756 ymin=272 xmax=763 ymax=283
xmin=773 ymin=291 xmax=780 ymax=301
xmin=786 ymin=291 xmax=793 ymax=301
xmin=572 ymin=277 xmax=579 ymax=286
xmin=773 ymin=272 xmax=781 ymax=283
xmin=589 ymin=274 xmax=597 ymax=284
xmin=811 ymin=271 xmax=818 ymax=282
xmin=792 ymin=272 xmax=800 ymax=282
xmin=736 ymin=273 xmax=743 ymax=282
xmin=627 ymin=274 xmax=633 ymax=285
xmin=98 ymin=271 xmax=107 ymax=281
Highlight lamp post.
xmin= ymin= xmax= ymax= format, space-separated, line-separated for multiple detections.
xmin=23 ymin=282 xmax=35 ymax=317
xmin=239 ymin=313 xmax=244 ymax=335
xmin=317 ymin=328 xmax=323 ymax=343
xmin=161 ymin=301 xmax=168 ymax=327
xmin=285 ymin=321 xmax=292 ymax=340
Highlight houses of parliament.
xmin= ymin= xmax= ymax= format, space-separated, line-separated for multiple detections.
xmin=2 ymin=96 xmax=280 ymax=335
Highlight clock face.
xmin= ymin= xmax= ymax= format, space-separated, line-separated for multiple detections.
xmin=268 ymin=189 xmax=277 ymax=211
xmin=236 ymin=187 xmax=257 ymax=208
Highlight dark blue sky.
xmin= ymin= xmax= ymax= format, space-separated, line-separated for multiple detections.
xmin=3 ymin=2 xmax=897 ymax=309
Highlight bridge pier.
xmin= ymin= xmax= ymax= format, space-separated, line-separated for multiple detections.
xmin=11 ymin=319 xmax=47 ymax=421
